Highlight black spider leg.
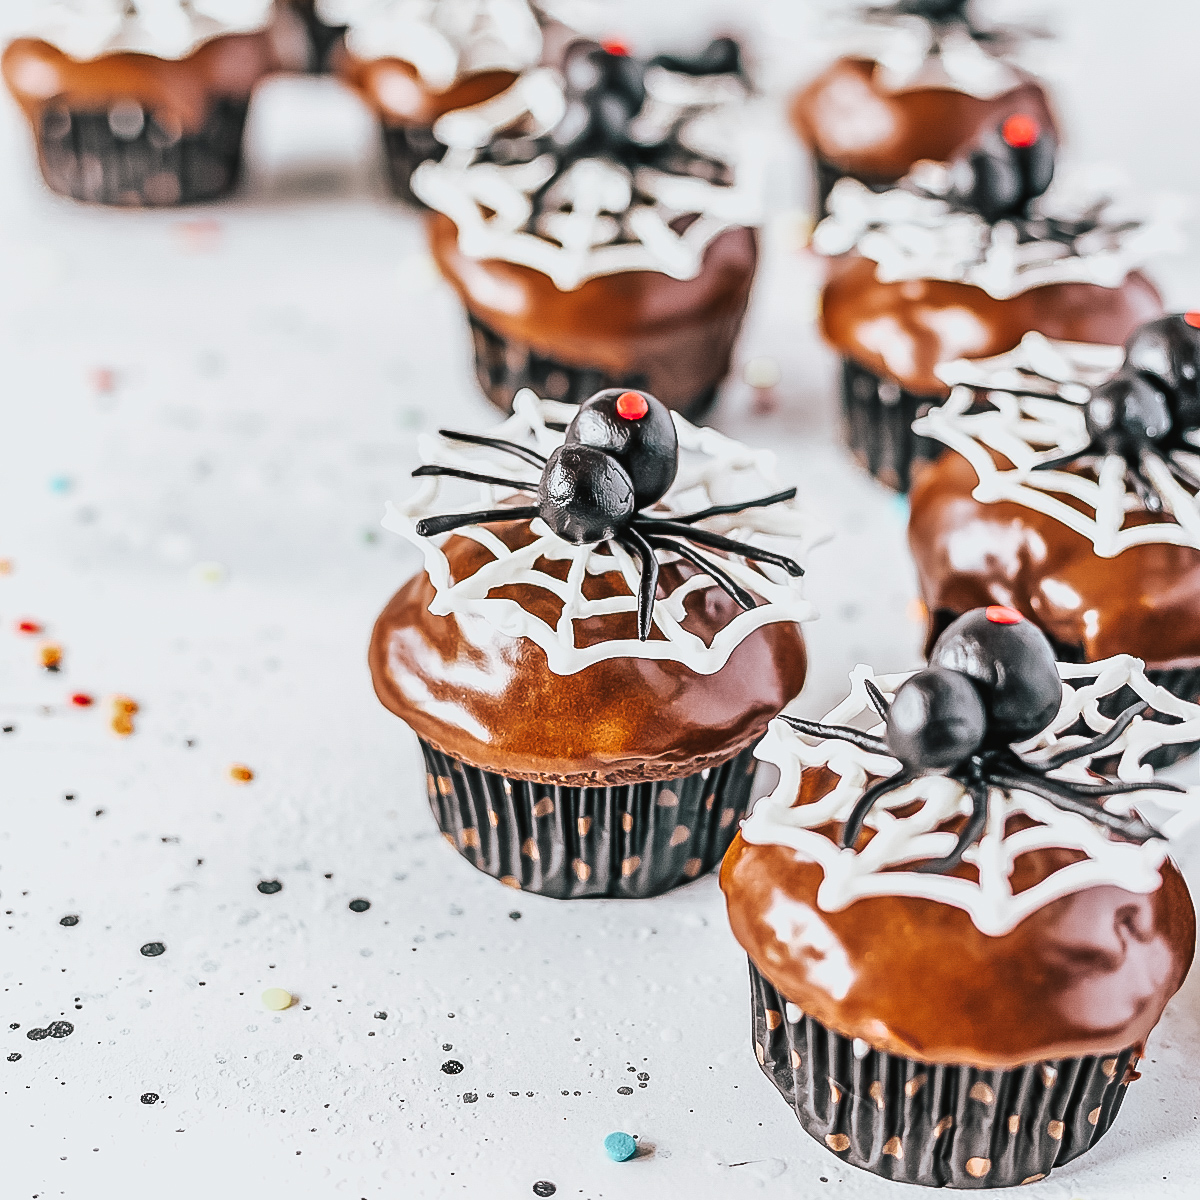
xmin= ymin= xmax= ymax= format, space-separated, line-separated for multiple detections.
xmin=988 ymin=770 xmax=1165 ymax=843
xmin=777 ymin=715 xmax=889 ymax=756
xmin=1030 ymin=441 xmax=1099 ymax=472
xmin=435 ymin=430 xmax=547 ymax=469
xmin=644 ymin=535 xmax=756 ymax=610
xmin=636 ymin=519 xmax=804 ymax=576
xmin=1029 ymin=701 xmax=1148 ymax=771
xmin=415 ymin=506 xmax=539 ymax=537
xmin=666 ymin=488 xmax=798 ymax=525
xmin=841 ymin=770 xmax=916 ymax=849
xmin=913 ymin=766 xmax=991 ymax=874
xmin=1164 ymin=449 xmax=1200 ymax=493
xmin=1125 ymin=452 xmax=1163 ymax=512
xmin=617 ymin=526 xmax=660 ymax=641
xmin=412 ymin=465 xmax=538 ymax=492
xmin=864 ymin=680 xmax=891 ymax=721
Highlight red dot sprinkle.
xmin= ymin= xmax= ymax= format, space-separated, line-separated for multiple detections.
xmin=1001 ymin=114 xmax=1040 ymax=149
xmin=1185 ymin=312 xmax=1200 ymax=329
xmin=615 ymin=391 xmax=649 ymax=420
xmin=16 ymin=620 xmax=42 ymax=634
xmin=985 ymin=605 xmax=1024 ymax=625
xmin=70 ymin=693 xmax=94 ymax=708
xmin=601 ymin=39 xmax=630 ymax=57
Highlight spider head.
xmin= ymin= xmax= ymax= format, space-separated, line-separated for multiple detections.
xmin=1123 ymin=313 xmax=1200 ymax=431
xmin=1084 ymin=371 xmax=1174 ymax=459
xmin=649 ymin=37 xmax=742 ymax=78
xmin=943 ymin=114 xmax=1055 ymax=224
xmin=556 ymin=40 xmax=648 ymax=160
xmin=930 ymin=606 xmax=1061 ymax=746
xmin=886 ymin=666 xmax=987 ymax=772
xmin=565 ymin=388 xmax=678 ymax=508
xmin=538 ymin=443 xmax=636 ymax=545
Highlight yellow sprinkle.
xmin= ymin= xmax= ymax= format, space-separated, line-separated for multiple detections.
xmin=262 ymin=988 xmax=294 ymax=1011
xmin=743 ymin=356 xmax=782 ymax=390
xmin=0 ymin=558 xmax=13 ymax=575
xmin=230 ymin=764 xmax=255 ymax=783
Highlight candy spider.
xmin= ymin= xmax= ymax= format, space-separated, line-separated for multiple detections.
xmin=1029 ymin=314 xmax=1200 ymax=512
xmin=781 ymin=606 xmax=1179 ymax=873
xmin=411 ymin=388 xmax=804 ymax=641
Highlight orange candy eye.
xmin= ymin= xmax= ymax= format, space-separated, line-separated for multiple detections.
xmin=615 ymin=391 xmax=649 ymax=420
xmin=1001 ymin=114 xmax=1040 ymax=148
xmin=985 ymin=605 xmax=1024 ymax=625
xmin=1184 ymin=312 xmax=1200 ymax=328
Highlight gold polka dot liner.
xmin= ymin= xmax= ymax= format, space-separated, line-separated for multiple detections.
xmin=418 ymin=738 xmax=758 ymax=899
xmin=748 ymin=962 xmax=1139 ymax=1187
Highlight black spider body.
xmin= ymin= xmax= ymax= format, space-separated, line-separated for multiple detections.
xmin=783 ymin=607 xmax=1177 ymax=873
xmin=941 ymin=116 xmax=1056 ymax=224
xmin=412 ymin=388 xmax=804 ymax=640
xmin=1032 ymin=315 xmax=1200 ymax=509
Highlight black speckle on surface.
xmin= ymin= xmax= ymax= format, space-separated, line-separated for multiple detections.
xmin=140 ymin=1093 xmax=159 ymax=1105
xmin=441 ymin=1060 xmax=464 ymax=1075
xmin=508 ymin=911 xmax=522 ymax=920
xmin=8 ymin=1024 xmax=17 ymax=1030
xmin=463 ymin=1092 xmax=478 ymax=1104
xmin=64 ymin=793 xmax=75 ymax=801
xmin=617 ymin=1086 xmax=633 ymax=1095
xmin=348 ymin=899 xmax=370 ymax=913
xmin=60 ymin=915 xmax=79 ymax=927
xmin=26 ymin=1021 xmax=74 ymax=1041
xmin=257 ymin=880 xmax=283 ymax=895
xmin=442 ymin=1043 xmax=453 ymax=1051
xmin=140 ymin=942 xmax=166 ymax=957
xmin=532 ymin=1183 xmax=556 ymax=1198
xmin=2 ymin=725 xmax=15 ymax=734
xmin=637 ymin=1072 xmax=649 ymax=1081
xmin=293 ymin=1054 xmax=302 ymax=1060
xmin=374 ymin=1011 xmax=387 ymax=1020
xmin=7 ymin=1052 xmax=20 ymax=1061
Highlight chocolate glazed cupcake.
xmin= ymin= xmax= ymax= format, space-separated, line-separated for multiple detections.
xmin=722 ymin=607 xmax=1198 ymax=1187
xmin=910 ymin=320 xmax=1200 ymax=733
xmin=318 ymin=0 xmax=544 ymax=202
xmin=791 ymin=0 xmax=1056 ymax=217
xmin=813 ymin=115 xmax=1171 ymax=490
xmin=413 ymin=38 xmax=761 ymax=419
xmin=369 ymin=388 xmax=817 ymax=898
xmin=2 ymin=2 xmax=285 ymax=206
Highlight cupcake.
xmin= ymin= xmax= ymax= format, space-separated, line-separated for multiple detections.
xmin=369 ymin=387 xmax=818 ymax=898
xmin=791 ymin=0 xmax=1055 ymax=217
xmin=813 ymin=117 xmax=1173 ymax=490
xmin=722 ymin=606 xmax=1197 ymax=1187
xmin=280 ymin=1 xmax=349 ymax=73
xmin=910 ymin=319 xmax=1200 ymax=715
xmin=317 ymin=0 xmax=546 ymax=202
xmin=2 ymin=1 xmax=284 ymax=206
xmin=412 ymin=37 xmax=761 ymax=418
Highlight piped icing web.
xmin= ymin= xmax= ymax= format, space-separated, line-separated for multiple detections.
xmin=25 ymin=0 xmax=273 ymax=60
xmin=919 ymin=329 xmax=1200 ymax=556
xmin=411 ymin=40 xmax=762 ymax=290
xmin=316 ymin=0 xmax=543 ymax=90
xmin=744 ymin=648 xmax=1200 ymax=938
xmin=382 ymin=390 xmax=821 ymax=676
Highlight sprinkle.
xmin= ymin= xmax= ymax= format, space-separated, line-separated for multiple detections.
xmin=16 ymin=620 xmax=42 ymax=634
xmin=191 ymin=561 xmax=228 ymax=585
xmin=70 ymin=693 xmax=94 ymax=708
xmin=1001 ymin=114 xmax=1040 ymax=148
xmin=604 ymin=1132 xmax=637 ymax=1162
xmin=615 ymin=391 xmax=649 ymax=420
xmin=985 ymin=605 xmax=1023 ymax=625
xmin=40 ymin=643 xmax=64 ymax=670
xmin=0 ymin=559 xmax=13 ymax=574
xmin=48 ymin=476 xmax=73 ymax=494
xmin=111 ymin=696 xmax=139 ymax=737
xmin=601 ymin=39 xmax=629 ymax=56
xmin=140 ymin=942 xmax=166 ymax=957
xmin=89 ymin=367 xmax=117 ymax=394
xmin=261 ymin=988 xmax=294 ymax=1011
xmin=743 ymin=357 xmax=781 ymax=390
xmin=175 ymin=219 xmax=222 ymax=252
xmin=229 ymin=764 xmax=254 ymax=783
xmin=348 ymin=898 xmax=371 ymax=913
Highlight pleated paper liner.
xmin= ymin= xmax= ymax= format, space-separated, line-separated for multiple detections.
xmin=840 ymin=356 xmax=946 ymax=492
xmin=380 ymin=123 xmax=447 ymax=205
xmin=35 ymin=98 xmax=250 ymax=206
xmin=286 ymin=0 xmax=347 ymax=74
xmin=420 ymin=738 xmax=757 ymax=898
xmin=466 ymin=312 xmax=720 ymax=423
xmin=749 ymin=961 xmax=1137 ymax=1189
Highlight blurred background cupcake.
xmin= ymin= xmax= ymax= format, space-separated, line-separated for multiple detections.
xmin=813 ymin=115 xmax=1175 ymax=489
xmin=790 ymin=0 xmax=1056 ymax=218
xmin=722 ymin=607 xmax=1197 ymax=1186
xmin=317 ymin=0 xmax=548 ymax=202
xmin=1 ymin=0 xmax=292 ymax=206
xmin=369 ymin=388 xmax=818 ymax=898
xmin=412 ymin=37 xmax=764 ymax=417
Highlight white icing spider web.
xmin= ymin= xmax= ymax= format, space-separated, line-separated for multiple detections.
xmin=917 ymin=332 xmax=1200 ymax=557
xmin=382 ymin=390 xmax=821 ymax=676
xmin=744 ymin=656 xmax=1200 ymax=937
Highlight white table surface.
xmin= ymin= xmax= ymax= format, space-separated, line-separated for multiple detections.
xmin=3 ymin=4 xmax=1200 ymax=1198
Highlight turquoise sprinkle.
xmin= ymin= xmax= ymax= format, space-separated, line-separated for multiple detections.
xmin=604 ymin=1132 xmax=637 ymax=1162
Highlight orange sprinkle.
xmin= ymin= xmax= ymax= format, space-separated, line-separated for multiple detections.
xmin=0 ymin=559 xmax=13 ymax=575
xmin=110 ymin=695 xmax=139 ymax=737
xmin=229 ymin=764 xmax=255 ymax=783
xmin=905 ymin=597 xmax=928 ymax=624
xmin=40 ymin=643 xmax=63 ymax=669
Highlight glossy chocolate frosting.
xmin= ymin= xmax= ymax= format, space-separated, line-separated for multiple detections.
xmin=821 ymin=254 xmax=1163 ymax=397
xmin=427 ymin=212 xmax=758 ymax=412
xmin=2 ymin=33 xmax=279 ymax=132
xmin=369 ymin=520 xmax=807 ymax=785
xmin=721 ymin=764 xmax=1195 ymax=1068
xmin=791 ymin=56 xmax=1056 ymax=184
xmin=909 ymin=447 xmax=1200 ymax=666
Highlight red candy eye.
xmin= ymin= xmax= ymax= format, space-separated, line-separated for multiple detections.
xmin=1001 ymin=114 xmax=1040 ymax=149
xmin=616 ymin=391 xmax=649 ymax=420
xmin=985 ymin=605 xmax=1024 ymax=625
xmin=1185 ymin=312 xmax=1200 ymax=329
xmin=601 ymin=38 xmax=630 ymax=56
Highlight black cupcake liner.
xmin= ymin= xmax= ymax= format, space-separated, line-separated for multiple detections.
xmin=35 ymin=98 xmax=250 ymax=206
xmin=380 ymin=122 xmax=447 ymax=204
xmin=466 ymin=311 xmax=719 ymax=421
xmin=840 ymin=356 xmax=946 ymax=491
xmin=749 ymin=961 xmax=1136 ymax=1188
xmin=420 ymin=738 xmax=758 ymax=898
xmin=812 ymin=156 xmax=892 ymax=221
